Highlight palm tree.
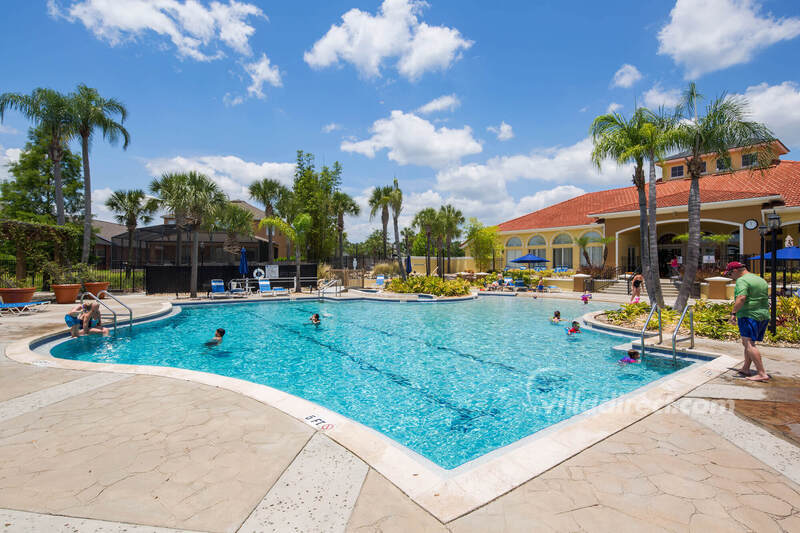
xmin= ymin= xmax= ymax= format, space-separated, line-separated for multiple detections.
xmin=209 ymin=202 xmax=255 ymax=257
xmin=105 ymin=190 xmax=158 ymax=276
xmin=1 ymin=88 xmax=75 ymax=225
xmin=413 ymin=208 xmax=438 ymax=276
xmin=574 ymin=235 xmax=595 ymax=268
xmin=439 ymin=204 xmax=464 ymax=274
xmin=640 ymin=107 xmax=678 ymax=308
xmin=331 ymin=191 xmax=360 ymax=269
xmin=599 ymin=236 xmax=616 ymax=267
xmin=667 ymin=83 xmax=774 ymax=310
xmin=432 ymin=209 xmax=447 ymax=279
xmin=368 ymin=186 xmax=393 ymax=259
xmin=591 ymin=108 xmax=653 ymax=300
xmin=248 ymin=178 xmax=287 ymax=263
xmin=260 ymin=214 xmax=312 ymax=293
xmin=70 ymin=84 xmax=130 ymax=263
xmin=150 ymin=172 xmax=189 ymax=266
xmin=151 ymin=171 xmax=226 ymax=297
xmin=389 ymin=178 xmax=406 ymax=280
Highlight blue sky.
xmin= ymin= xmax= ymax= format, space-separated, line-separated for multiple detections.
xmin=2 ymin=0 xmax=800 ymax=239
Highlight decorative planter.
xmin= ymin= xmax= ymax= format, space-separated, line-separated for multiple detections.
xmin=51 ymin=284 xmax=81 ymax=304
xmin=0 ymin=287 xmax=36 ymax=304
xmin=84 ymin=281 xmax=110 ymax=299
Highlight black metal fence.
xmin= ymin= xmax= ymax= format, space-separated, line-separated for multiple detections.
xmin=144 ymin=263 xmax=318 ymax=294
xmin=0 ymin=260 xmax=144 ymax=292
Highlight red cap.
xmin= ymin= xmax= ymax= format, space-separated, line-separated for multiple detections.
xmin=724 ymin=261 xmax=746 ymax=275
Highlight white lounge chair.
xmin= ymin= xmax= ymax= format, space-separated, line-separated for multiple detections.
xmin=229 ymin=280 xmax=248 ymax=297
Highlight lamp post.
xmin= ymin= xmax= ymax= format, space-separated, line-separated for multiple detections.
xmin=767 ymin=212 xmax=781 ymax=334
xmin=758 ymin=225 xmax=768 ymax=277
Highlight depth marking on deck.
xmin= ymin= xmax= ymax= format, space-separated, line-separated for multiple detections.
xmin=0 ymin=373 xmax=131 ymax=423
xmin=238 ymin=432 xmax=368 ymax=533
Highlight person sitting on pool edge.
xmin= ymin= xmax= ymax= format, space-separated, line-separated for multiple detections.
xmin=205 ymin=328 xmax=225 ymax=346
xmin=309 ymin=313 xmax=321 ymax=326
xmin=567 ymin=321 xmax=581 ymax=335
xmin=65 ymin=302 xmax=90 ymax=337
xmin=551 ymin=310 xmax=561 ymax=323
xmin=82 ymin=302 xmax=109 ymax=336
xmin=619 ymin=349 xmax=640 ymax=364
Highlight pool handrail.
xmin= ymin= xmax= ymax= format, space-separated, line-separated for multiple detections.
xmin=640 ymin=305 xmax=662 ymax=359
xmin=671 ymin=304 xmax=695 ymax=364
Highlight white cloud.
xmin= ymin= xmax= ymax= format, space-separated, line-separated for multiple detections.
xmin=739 ymin=81 xmax=800 ymax=147
xmin=244 ymin=53 xmax=282 ymax=98
xmin=642 ymin=83 xmax=681 ymax=109
xmin=304 ymin=0 xmax=472 ymax=81
xmin=91 ymin=187 xmax=117 ymax=222
xmin=487 ymin=121 xmax=514 ymax=141
xmin=322 ymin=123 xmax=341 ymax=133
xmin=606 ymin=102 xmax=622 ymax=114
xmin=516 ymin=185 xmax=586 ymax=214
xmin=341 ymin=110 xmax=482 ymax=168
xmin=0 ymin=145 xmax=21 ymax=181
xmin=658 ymin=0 xmax=800 ymax=79
xmin=50 ymin=0 xmax=266 ymax=61
xmin=611 ymin=64 xmax=642 ymax=88
xmin=0 ymin=124 xmax=20 ymax=135
xmin=145 ymin=154 xmax=295 ymax=200
xmin=222 ymin=92 xmax=244 ymax=107
xmin=416 ymin=94 xmax=460 ymax=115
xmin=579 ymin=106 xmax=588 ymax=113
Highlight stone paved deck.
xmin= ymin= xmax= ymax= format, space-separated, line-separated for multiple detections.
xmin=0 ymin=294 xmax=798 ymax=532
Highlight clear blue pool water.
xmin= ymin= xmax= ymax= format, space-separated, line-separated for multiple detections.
xmin=50 ymin=297 xmax=690 ymax=469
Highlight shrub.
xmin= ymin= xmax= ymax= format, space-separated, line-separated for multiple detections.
xmin=373 ymin=262 xmax=400 ymax=277
xmin=578 ymin=265 xmax=618 ymax=279
xmin=387 ymin=276 xmax=471 ymax=296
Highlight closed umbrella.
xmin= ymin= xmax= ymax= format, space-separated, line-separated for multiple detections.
xmin=239 ymin=247 xmax=248 ymax=276
xmin=405 ymin=255 xmax=412 ymax=274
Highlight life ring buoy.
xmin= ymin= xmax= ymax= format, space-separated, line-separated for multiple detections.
xmin=253 ymin=268 xmax=266 ymax=279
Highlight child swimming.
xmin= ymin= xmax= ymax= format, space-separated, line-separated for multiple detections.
xmin=551 ymin=310 xmax=561 ymax=323
xmin=309 ymin=313 xmax=321 ymax=326
xmin=618 ymin=349 xmax=640 ymax=364
xmin=205 ymin=328 xmax=225 ymax=346
xmin=567 ymin=321 xmax=581 ymax=335
xmin=581 ymin=290 xmax=592 ymax=304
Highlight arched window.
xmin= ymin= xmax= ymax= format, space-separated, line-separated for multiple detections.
xmin=506 ymin=237 xmax=522 ymax=247
xmin=582 ymin=231 xmax=602 ymax=242
xmin=528 ymin=235 xmax=546 ymax=246
xmin=553 ymin=234 xmax=572 ymax=245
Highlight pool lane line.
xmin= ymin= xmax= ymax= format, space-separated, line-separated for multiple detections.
xmin=285 ymin=304 xmax=526 ymax=377
xmin=241 ymin=307 xmax=496 ymax=424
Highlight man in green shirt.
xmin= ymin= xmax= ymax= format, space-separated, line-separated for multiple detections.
xmin=725 ymin=261 xmax=770 ymax=382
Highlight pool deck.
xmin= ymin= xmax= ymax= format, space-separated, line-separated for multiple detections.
xmin=0 ymin=292 xmax=798 ymax=532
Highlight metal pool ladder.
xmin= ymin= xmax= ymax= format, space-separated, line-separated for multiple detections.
xmin=79 ymin=290 xmax=133 ymax=334
xmin=317 ymin=278 xmax=342 ymax=297
xmin=640 ymin=305 xmax=662 ymax=359
xmin=671 ymin=304 xmax=695 ymax=364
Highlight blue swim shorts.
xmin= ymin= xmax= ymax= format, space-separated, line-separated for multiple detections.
xmin=738 ymin=317 xmax=768 ymax=342
xmin=65 ymin=314 xmax=80 ymax=328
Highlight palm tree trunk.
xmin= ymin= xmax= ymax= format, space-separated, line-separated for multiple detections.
xmin=267 ymin=226 xmax=274 ymax=263
xmin=190 ymin=228 xmax=199 ymax=298
xmin=338 ymin=225 xmax=344 ymax=269
xmin=81 ymin=135 xmax=92 ymax=263
xmin=176 ymin=215 xmax=183 ymax=266
xmin=648 ymin=158 xmax=665 ymax=308
xmin=295 ymin=242 xmax=302 ymax=293
xmin=582 ymin=248 xmax=591 ymax=267
xmin=51 ymin=144 xmax=65 ymax=225
xmin=635 ymin=168 xmax=652 ymax=302
xmin=126 ymin=228 xmax=134 ymax=279
xmin=425 ymin=233 xmax=431 ymax=276
xmin=675 ymin=173 xmax=701 ymax=310
xmin=446 ymin=238 xmax=451 ymax=274
xmin=393 ymin=215 xmax=406 ymax=281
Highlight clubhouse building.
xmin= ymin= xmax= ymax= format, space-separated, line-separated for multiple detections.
xmin=497 ymin=140 xmax=800 ymax=276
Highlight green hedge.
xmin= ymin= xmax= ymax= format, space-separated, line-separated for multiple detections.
xmin=387 ymin=276 xmax=472 ymax=297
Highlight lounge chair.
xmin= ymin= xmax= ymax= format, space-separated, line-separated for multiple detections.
xmin=209 ymin=279 xmax=229 ymax=299
xmin=546 ymin=284 xmax=562 ymax=293
xmin=376 ymin=275 xmax=385 ymax=289
xmin=229 ymin=280 xmax=248 ymax=297
xmin=258 ymin=279 xmax=275 ymax=297
xmin=502 ymin=277 xmax=514 ymax=292
xmin=513 ymin=279 xmax=529 ymax=292
xmin=0 ymin=299 xmax=50 ymax=315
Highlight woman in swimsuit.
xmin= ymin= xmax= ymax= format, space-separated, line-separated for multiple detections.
xmin=630 ymin=272 xmax=644 ymax=303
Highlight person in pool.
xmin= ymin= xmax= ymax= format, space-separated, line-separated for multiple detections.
xmin=567 ymin=321 xmax=581 ymax=335
xmin=619 ymin=349 xmax=640 ymax=364
xmin=581 ymin=290 xmax=592 ymax=304
xmin=83 ymin=302 xmax=109 ymax=336
xmin=309 ymin=313 xmax=321 ymax=326
xmin=65 ymin=303 xmax=90 ymax=337
xmin=205 ymin=328 xmax=225 ymax=346
xmin=551 ymin=310 xmax=561 ymax=323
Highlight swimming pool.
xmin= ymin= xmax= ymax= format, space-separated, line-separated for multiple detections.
xmin=50 ymin=297 xmax=690 ymax=469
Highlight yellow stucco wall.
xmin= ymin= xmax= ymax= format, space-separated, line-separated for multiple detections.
xmin=408 ymin=256 xmax=477 ymax=274
xmin=499 ymin=227 xmax=605 ymax=269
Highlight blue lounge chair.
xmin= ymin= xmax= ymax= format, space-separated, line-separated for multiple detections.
xmin=502 ymin=277 xmax=514 ymax=291
xmin=0 ymin=299 xmax=50 ymax=315
xmin=259 ymin=280 xmax=288 ymax=296
xmin=376 ymin=275 xmax=385 ymax=289
xmin=513 ymin=279 xmax=529 ymax=291
xmin=210 ymin=279 xmax=228 ymax=299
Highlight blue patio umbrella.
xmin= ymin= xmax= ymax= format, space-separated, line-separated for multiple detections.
xmin=511 ymin=253 xmax=549 ymax=269
xmin=749 ymin=246 xmax=800 ymax=260
xmin=239 ymin=247 xmax=248 ymax=276
xmin=405 ymin=254 xmax=412 ymax=274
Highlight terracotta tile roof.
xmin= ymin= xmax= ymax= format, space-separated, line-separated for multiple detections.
xmin=92 ymin=220 xmax=127 ymax=243
xmin=497 ymin=160 xmax=800 ymax=232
